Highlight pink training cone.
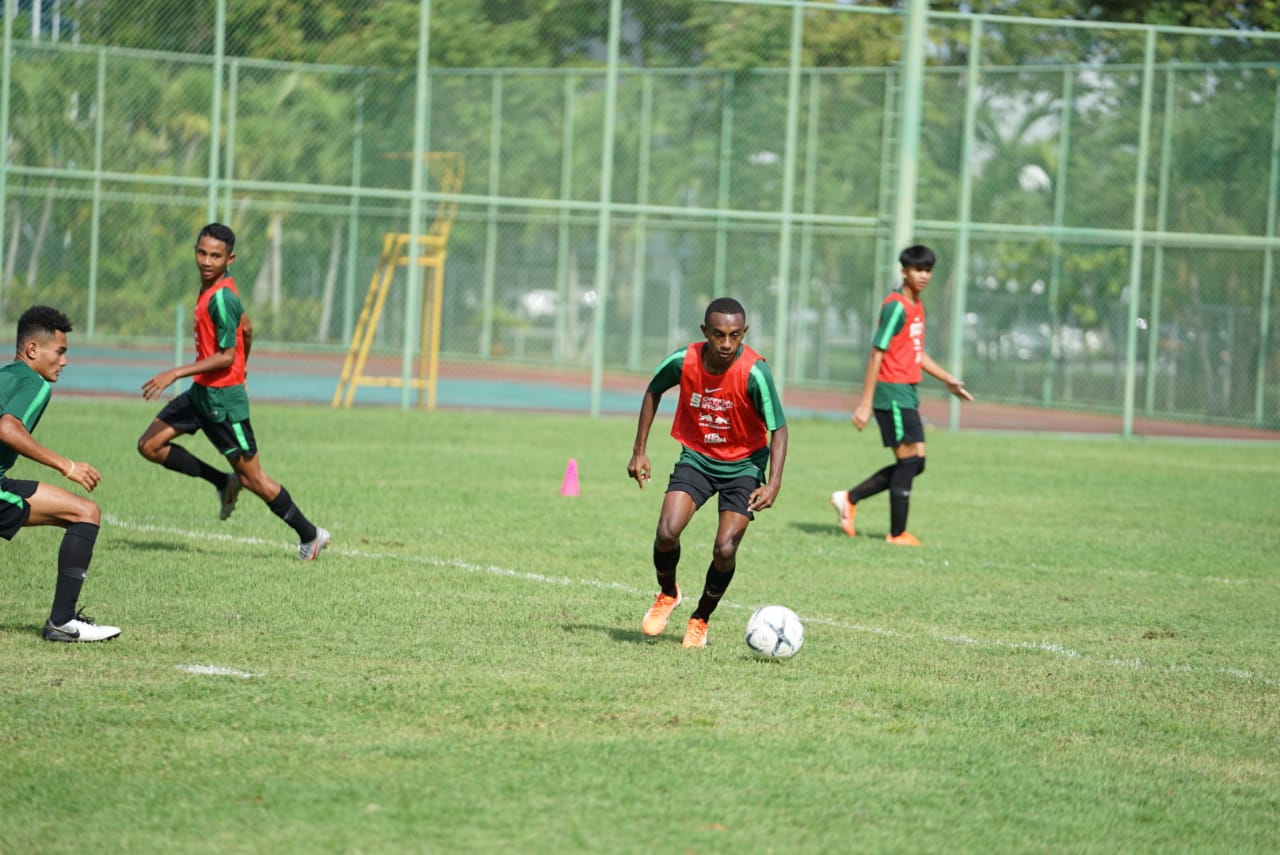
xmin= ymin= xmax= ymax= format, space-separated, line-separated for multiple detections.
xmin=560 ymin=458 xmax=580 ymax=497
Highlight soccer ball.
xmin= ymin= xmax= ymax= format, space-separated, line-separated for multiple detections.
xmin=744 ymin=605 xmax=804 ymax=659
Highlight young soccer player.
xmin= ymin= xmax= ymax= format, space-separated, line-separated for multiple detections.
xmin=830 ymin=244 xmax=973 ymax=545
xmin=627 ymin=297 xmax=788 ymax=648
xmin=1 ymin=306 xmax=120 ymax=641
xmin=137 ymin=223 xmax=330 ymax=560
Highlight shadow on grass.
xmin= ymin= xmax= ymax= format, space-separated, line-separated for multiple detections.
xmin=0 ymin=622 xmax=43 ymax=640
xmin=114 ymin=538 xmax=208 ymax=553
xmin=112 ymin=537 xmax=287 ymax=559
xmin=790 ymin=521 xmax=885 ymax=539
xmin=563 ymin=622 xmax=686 ymax=646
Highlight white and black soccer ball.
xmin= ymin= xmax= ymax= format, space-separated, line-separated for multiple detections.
xmin=744 ymin=605 xmax=804 ymax=659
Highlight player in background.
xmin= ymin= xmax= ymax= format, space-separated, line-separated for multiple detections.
xmin=1 ymin=306 xmax=120 ymax=641
xmin=830 ymin=244 xmax=973 ymax=546
xmin=137 ymin=223 xmax=330 ymax=560
xmin=628 ymin=297 xmax=788 ymax=648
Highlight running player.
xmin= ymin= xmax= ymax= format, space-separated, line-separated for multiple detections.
xmin=137 ymin=223 xmax=330 ymax=560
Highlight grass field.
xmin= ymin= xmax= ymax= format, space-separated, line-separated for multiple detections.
xmin=2 ymin=399 xmax=1277 ymax=854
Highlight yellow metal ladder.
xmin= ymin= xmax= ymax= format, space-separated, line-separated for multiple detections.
xmin=332 ymin=152 xmax=464 ymax=409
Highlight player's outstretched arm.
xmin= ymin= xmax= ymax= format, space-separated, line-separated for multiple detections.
xmin=921 ymin=353 xmax=974 ymax=401
xmin=945 ymin=377 xmax=973 ymax=401
xmin=141 ymin=344 xmax=236 ymax=401
xmin=0 ymin=414 xmax=100 ymax=491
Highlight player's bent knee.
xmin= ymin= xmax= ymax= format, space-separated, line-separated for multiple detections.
xmin=70 ymin=496 xmax=100 ymax=526
xmin=712 ymin=540 xmax=739 ymax=563
xmin=654 ymin=519 xmax=683 ymax=546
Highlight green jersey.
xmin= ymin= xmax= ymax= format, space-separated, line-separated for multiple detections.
xmin=0 ymin=361 xmax=52 ymax=478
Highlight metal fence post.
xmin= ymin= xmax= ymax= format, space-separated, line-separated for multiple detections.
xmin=588 ymin=0 xmax=622 ymax=418
xmin=1121 ymin=28 xmax=1157 ymax=439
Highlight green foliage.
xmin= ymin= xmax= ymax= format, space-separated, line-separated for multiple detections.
xmin=63 ymin=0 xmax=1280 ymax=72
xmin=1083 ymin=0 xmax=1280 ymax=31
xmin=1 ymin=401 xmax=1277 ymax=852
xmin=930 ymin=0 xmax=1280 ymax=32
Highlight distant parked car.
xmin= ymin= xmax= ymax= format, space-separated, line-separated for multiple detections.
xmin=515 ymin=288 xmax=597 ymax=324
xmin=998 ymin=323 xmax=1049 ymax=361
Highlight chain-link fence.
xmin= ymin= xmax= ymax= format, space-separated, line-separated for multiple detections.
xmin=2 ymin=0 xmax=1278 ymax=427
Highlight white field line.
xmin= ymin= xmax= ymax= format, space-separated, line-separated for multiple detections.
xmin=176 ymin=664 xmax=260 ymax=678
xmin=107 ymin=514 xmax=1277 ymax=688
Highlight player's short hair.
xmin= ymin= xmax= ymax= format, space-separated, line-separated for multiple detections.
xmin=198 ymin=222 xmax=236 ymax=254
xmin=899 ymin=244 xmax=936 ymax=270
xmin=704 ymin=297 xmax=747 ymax=324
xmin=16 ymin=305 xmax=72 ymax=348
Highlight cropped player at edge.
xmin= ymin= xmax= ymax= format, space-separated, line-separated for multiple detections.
xmin=627 ymin=297 xmax=788 ymax=649
xmin=1 ymin=306 xmax=120 ymax=642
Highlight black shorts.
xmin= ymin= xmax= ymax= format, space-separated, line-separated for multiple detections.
xmin=875 ymin=405 xmax=925 ymax=448
xmin=665 ymin=463 xmax=758 ymax=520
xmin=0 ymin=478 xmax=37 ymax=540
xmin=157 ymin=391 xmax=258 ymax=461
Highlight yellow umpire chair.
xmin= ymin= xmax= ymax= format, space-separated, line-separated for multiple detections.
xmin=332 ymin=152 xmax=464 ymax=409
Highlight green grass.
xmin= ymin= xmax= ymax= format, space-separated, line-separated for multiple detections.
xmin=2 ymin=399 xmax=1277 ymax=854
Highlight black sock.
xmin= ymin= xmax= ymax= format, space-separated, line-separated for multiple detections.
xmin=162 ymin=444 xmax=228 ymax=488
xmin=692 ymin=562 xmax=735 ymax=621
xmin=49 ymin=522 xmax=98 ymax=625
xmin=889 ymin=456 xmax=925 ymax=536
xmin=653 ymin=545 xmax=680 ymax=597
xmin=266 ymin=486 xmax=317 ymax=542
xmin=849 ymin=464 xmax=895 ymax=504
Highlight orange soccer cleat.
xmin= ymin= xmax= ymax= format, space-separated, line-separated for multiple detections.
xmin=641 ymin=587 xmax=682 ymax=636
xmin=885 ymin=531 xmax=921 ymax=546
xmin=682 ymin=617 xmax=709 ymax=648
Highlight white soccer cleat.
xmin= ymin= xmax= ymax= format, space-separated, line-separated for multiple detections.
xmin=829 ymin=490 xmax=856 ymax=538
xmin=43 ymin=611 xmax=121 ymax=643
xmin=219 ymin=473 xmax=242 ymax=521
xmin=298 ymin=527 xmax=331 ymax=561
